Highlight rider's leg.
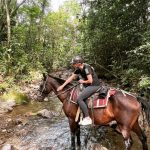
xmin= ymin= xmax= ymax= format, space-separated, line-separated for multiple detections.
xmin=77 ymin=86 xmax=99 ymax=125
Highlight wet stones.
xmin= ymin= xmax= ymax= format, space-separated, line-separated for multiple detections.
xmin=1 ymin=143 xmax=12 ymax=150
xmin=0 ymin=100 xmax=16 ymax=115
xmin=92 ymin=144 xmax=108 ymax=150
xmin=37 ymin=109 xmax=53 ymax=119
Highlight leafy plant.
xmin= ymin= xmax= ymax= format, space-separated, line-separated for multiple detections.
xmin=138 ymin=76 xmax=150 ymax=99
xmin=138 ymin=76 xmax=150 ymax=89
xmin=120 ymin=69 xmax=142 ymax=90
xmin=1 ymin=90 xmax=29 ymax=105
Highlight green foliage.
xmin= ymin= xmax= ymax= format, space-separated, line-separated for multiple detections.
xmin=138 ymin=76 xmax=150 ymax=99
xmin=0 ymin=0 xmax=82 ymax=77
xmin=120 ymin=69 xmax=142 ymax=89
xmin=138 ymin=76 xmax=150 ymax=89
xmin=0 ymin=76 xmax=16 ymax=94
xmin=40 ymin=0 xmax=81 ymax=70
xmin=0 ymin=0 xmax=17 ymax=41
xmin=1 ymin=0 xmax=150 ymax=93
xmin=1 ymin=90 xmax=29 ymax=105
xmin=19 ymin=70 xmax=43 ymax=83
xmin=80 ymin=0 xmax=149 ymax=78
xmin=127 ymin=43 xmax=150 ymax=74
xmin=0 ymin=82 xmax=9 ymax=94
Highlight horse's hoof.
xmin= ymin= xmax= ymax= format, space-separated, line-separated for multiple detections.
xmin=77 ymin=147 xmax=81 ymax=150
xmin=70 ymin=147 xmax=76 ymax=150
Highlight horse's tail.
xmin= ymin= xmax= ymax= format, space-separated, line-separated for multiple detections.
xmin=137 ymin=96 xmax=150 ymax=125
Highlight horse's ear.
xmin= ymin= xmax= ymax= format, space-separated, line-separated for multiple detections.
xmin=43 ymin=73 xmax=47 ymax=80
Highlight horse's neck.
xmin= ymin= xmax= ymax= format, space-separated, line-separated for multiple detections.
xmin=50 ymin=79 xmax=68 ymax=103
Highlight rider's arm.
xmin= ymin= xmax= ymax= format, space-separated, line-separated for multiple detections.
xmin=79 ymin=65 xmax=93 ymax=85
xmin=57 ymin=73 xmax=77 ymax=91
xmin=63 ymin=73 xmax=77 ymax=87
xmin=79 ymin=74 xmax=93 ymax=84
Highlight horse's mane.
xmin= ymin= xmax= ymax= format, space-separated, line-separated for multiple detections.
xmin=48 ymin=74 xmax=74 ymax=87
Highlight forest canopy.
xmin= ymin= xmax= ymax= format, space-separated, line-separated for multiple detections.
xmin=0 ymin=0 xmax=150 ymax=91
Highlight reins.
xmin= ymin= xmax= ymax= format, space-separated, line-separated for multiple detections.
xmin=46 ymin=82 xmax=80 ymax=99
xmin=40 ymin=74 xmax=80 ymax=98
xmin=40 ymin=78 xmax=80 ymax=119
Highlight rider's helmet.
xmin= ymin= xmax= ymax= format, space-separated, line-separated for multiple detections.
xmin=70 ymin=56 xmax=84 ymax=65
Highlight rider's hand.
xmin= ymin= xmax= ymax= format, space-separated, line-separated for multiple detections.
xmin=78 ymin=79 xmax=85 ymax=84
xmin=57 ymin=85 xmax=64 ymax=91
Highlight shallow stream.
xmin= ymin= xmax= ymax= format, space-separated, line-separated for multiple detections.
xmin=1 ymin=98 xmax=150 ymax=150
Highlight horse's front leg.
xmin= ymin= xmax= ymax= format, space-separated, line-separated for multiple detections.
xmin=69 ymin=118 xmax=81 ymax=150
xmin=76 ymin=124 xmax=81 ymax=150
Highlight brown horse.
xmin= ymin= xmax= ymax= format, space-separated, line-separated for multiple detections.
xmin=39 ymin=74 xmax=150 ymax=150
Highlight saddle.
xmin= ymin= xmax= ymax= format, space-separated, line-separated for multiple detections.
xmin=70 ymin=86 xmax=116 ymax=108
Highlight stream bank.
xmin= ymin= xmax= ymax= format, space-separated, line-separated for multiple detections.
xmin=0 ymin=99 xmax=149 ymax=150
xmin=0 ymin=71 xmax=150 ymax=150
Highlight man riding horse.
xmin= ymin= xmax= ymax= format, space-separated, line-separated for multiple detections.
xmin=57 ymin=55 xmax=101 ymax=125
xmin=40 ymin=62 xmax=150 ymax=150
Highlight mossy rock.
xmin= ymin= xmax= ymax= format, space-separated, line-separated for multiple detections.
xmin=1 ymin=91 xmax=29 ymax=105
xmin=0 ymin=82 xmax=9 ymax=92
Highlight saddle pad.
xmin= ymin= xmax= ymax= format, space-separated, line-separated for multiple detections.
xmin=70 ymin=87 xmax=117 ymax=108
xmin=88 ymin=89 xmax=116 ymax=108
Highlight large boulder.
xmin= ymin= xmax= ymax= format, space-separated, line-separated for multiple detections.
xmin=0 ymin=100 xmax=16 ymax=114
xmin=37 ymin=109 xmax=53 ymax=118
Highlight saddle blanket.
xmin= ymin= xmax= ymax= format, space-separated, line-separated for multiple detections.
xmin=70 ymin=88 xmax=116 ymax=108
xmin=88 ymin=89 xmax=116 ymax=108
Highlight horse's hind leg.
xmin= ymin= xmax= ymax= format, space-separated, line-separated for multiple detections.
xmin=132 ymin=120 xmax=148 ymax=150
xmin=124 ymin=136 xmax=133 ymax=150
xmin=119 ymin=125 xmax=133 ymax=150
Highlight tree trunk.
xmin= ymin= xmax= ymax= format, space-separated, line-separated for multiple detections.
xmin=4 ymin=0 xmax=11 ymax=47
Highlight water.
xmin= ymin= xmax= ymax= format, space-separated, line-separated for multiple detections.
xmin=1 ymin=99 xmax=150 ymax=150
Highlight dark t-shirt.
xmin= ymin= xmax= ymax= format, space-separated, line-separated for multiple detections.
xmin=74 ymin=63 xmax=100 ymax=87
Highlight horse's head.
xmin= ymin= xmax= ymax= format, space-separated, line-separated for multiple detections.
xmin=38 ymin=73 xmax=67 ymax=101
xmin=38 ymin=73 xmax=53 ymax=101
xmin=38 ymin=73 xmax=76 ymax=102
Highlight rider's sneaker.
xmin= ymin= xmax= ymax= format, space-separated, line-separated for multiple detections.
xmin=79 ymin=119 xmax=82 ymax=125
xmin=79 ymin=117 xmax=92 ymax=126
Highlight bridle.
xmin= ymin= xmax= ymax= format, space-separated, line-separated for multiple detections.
xmin=40 ymin=76 xmax=49 ymax=96
xmin=40 ymin=75 xmax=80 ymax=98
